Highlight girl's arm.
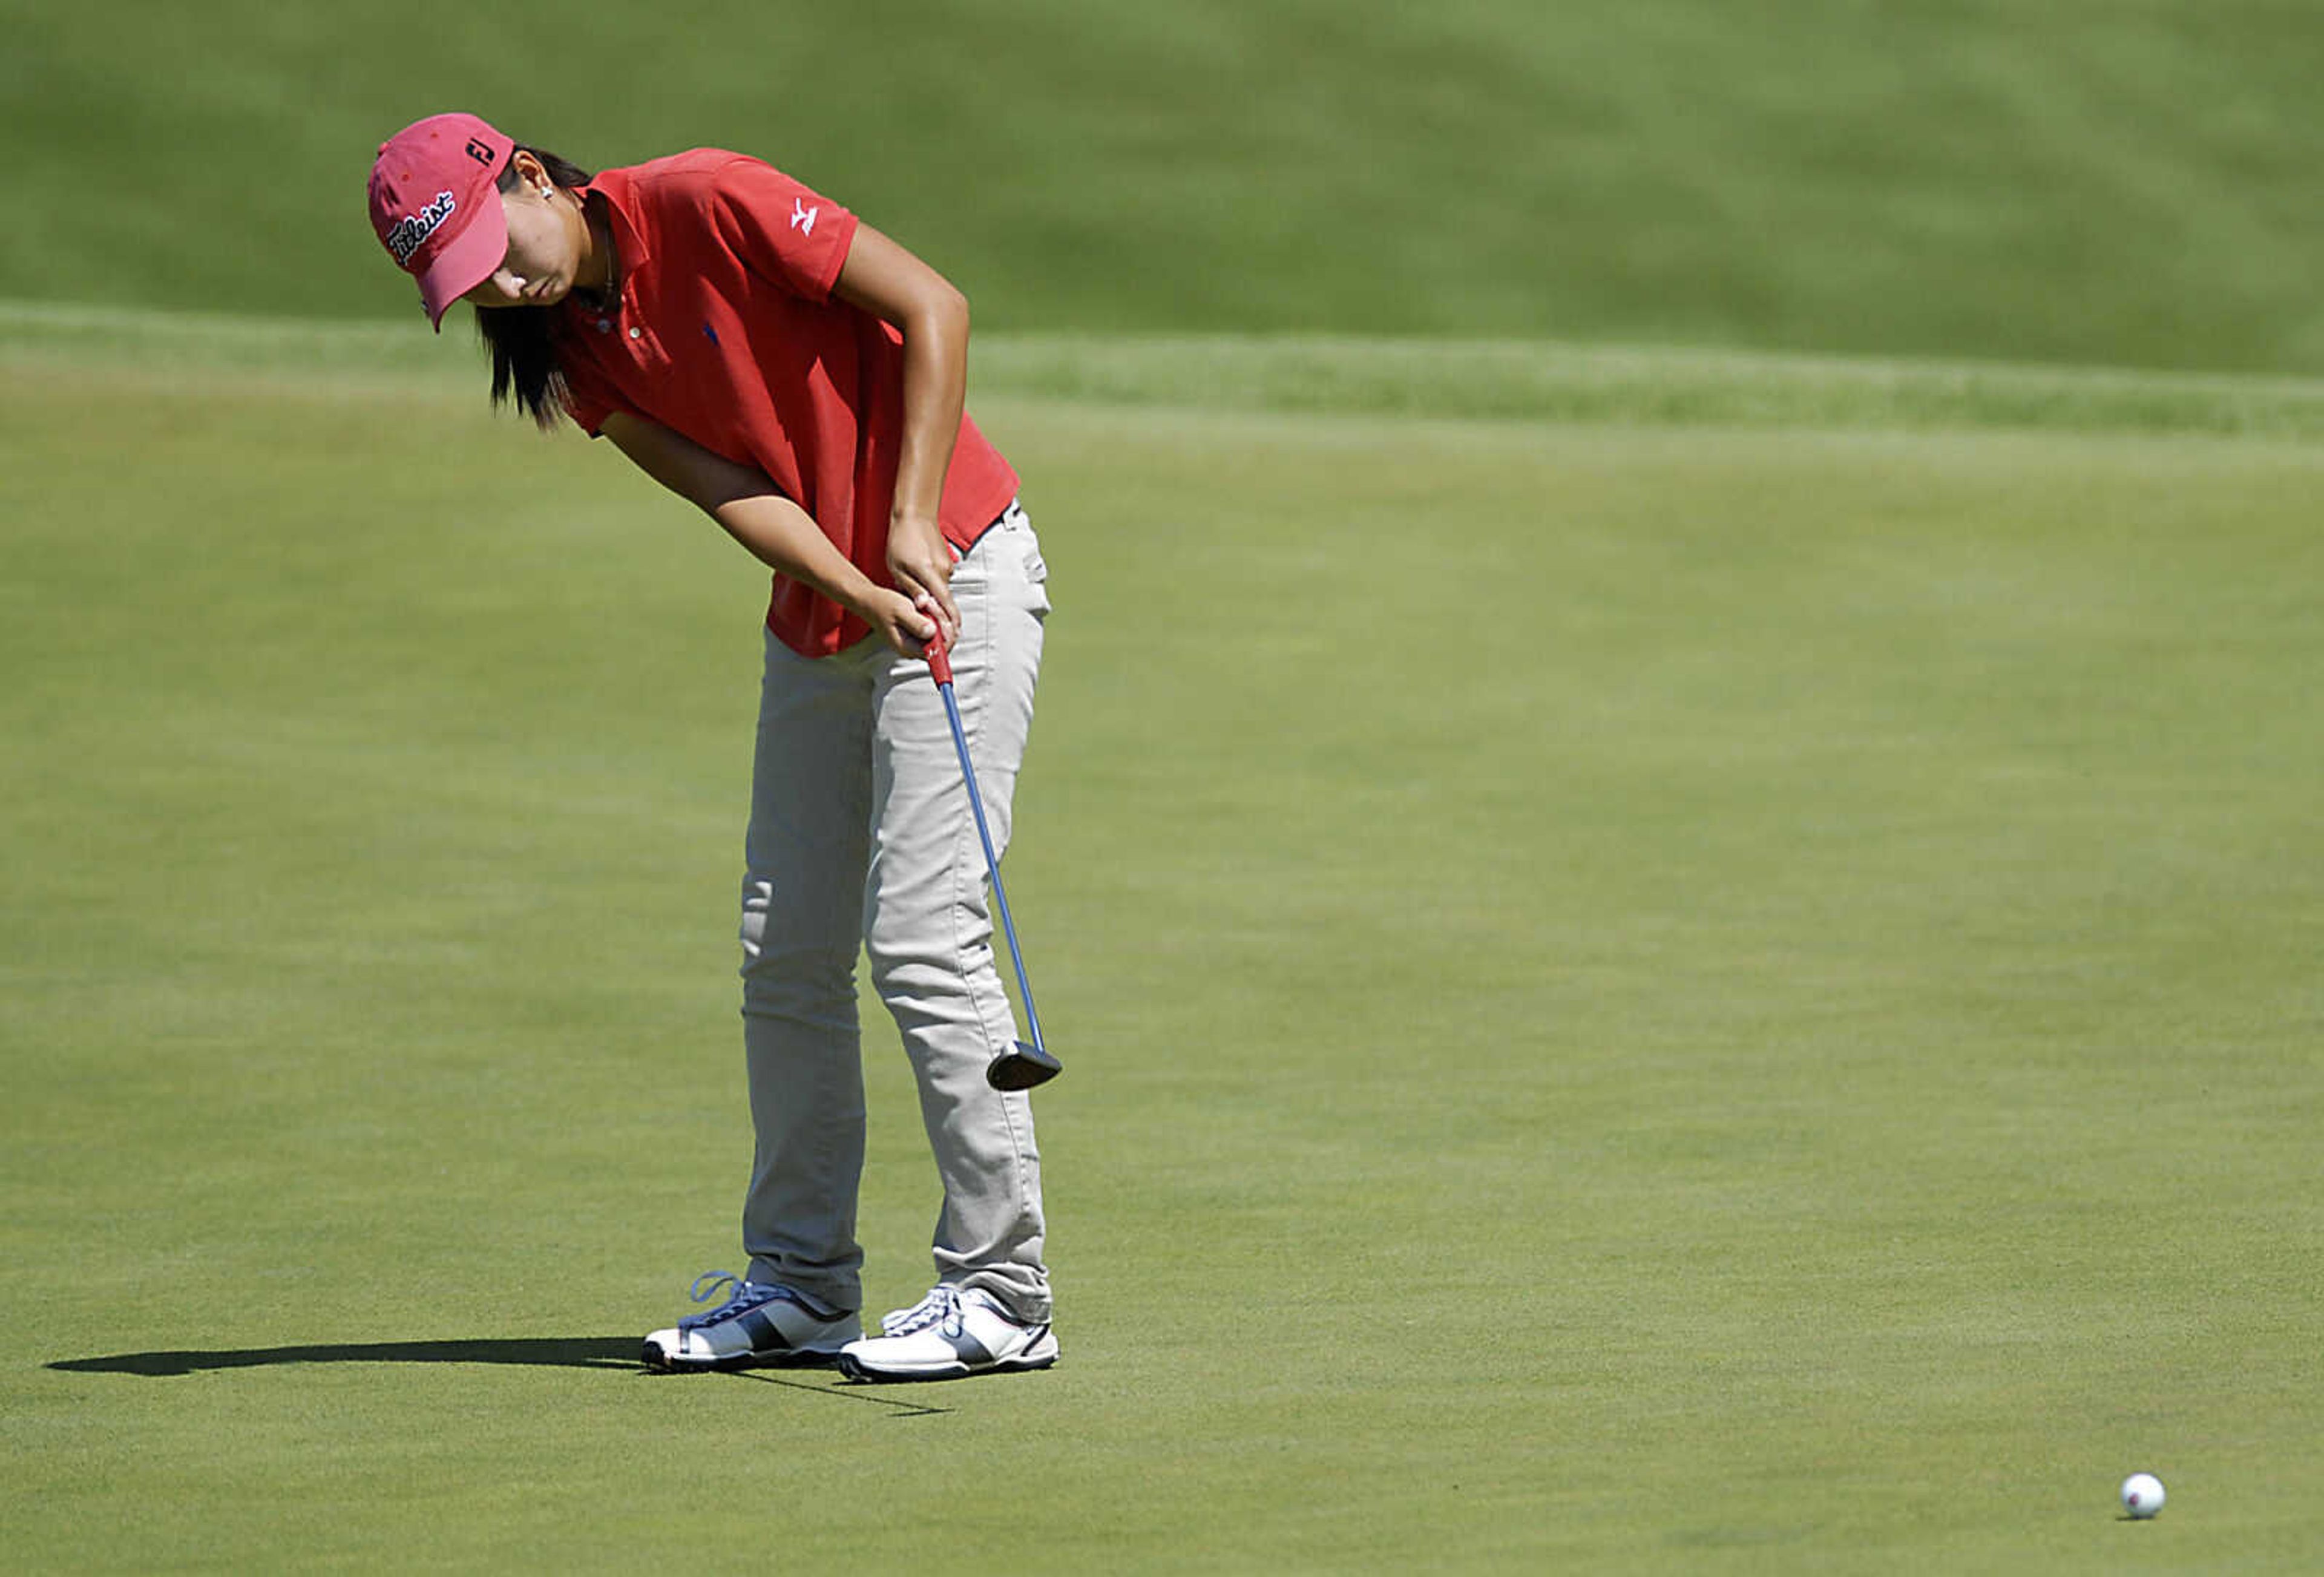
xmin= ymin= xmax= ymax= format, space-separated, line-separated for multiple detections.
xmin=831 ymin=222 xmax=970 ymax=637
xmin=602 ymin=410 xmax=939 ymax=655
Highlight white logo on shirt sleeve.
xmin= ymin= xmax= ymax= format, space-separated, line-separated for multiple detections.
xmin=790 ymin=198 xmax=819 ymax=238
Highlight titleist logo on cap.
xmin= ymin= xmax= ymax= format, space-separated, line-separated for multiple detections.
xmin=386 ymin=191 xmax=459 ymax=264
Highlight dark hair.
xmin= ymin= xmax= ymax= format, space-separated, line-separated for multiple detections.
xmin=474 ymin=146 xmax=597 ymax=430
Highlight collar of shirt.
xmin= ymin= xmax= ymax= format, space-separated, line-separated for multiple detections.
xmin=578 ymin=171 xmax=654 ymax=313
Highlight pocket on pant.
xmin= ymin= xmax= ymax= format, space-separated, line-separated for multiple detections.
xmin=1017 ymin=530 xmax=1051 ymax=617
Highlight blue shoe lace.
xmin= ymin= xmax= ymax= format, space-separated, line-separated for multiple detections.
xmin=885 ymin=1285 xmax=962 ymax=1336
xmin=677 ymin=1270 xmax=783 ymax=1333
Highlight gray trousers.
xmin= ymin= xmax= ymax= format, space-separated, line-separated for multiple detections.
xmin=738 ymin=505 xmax=1052 ymax=1323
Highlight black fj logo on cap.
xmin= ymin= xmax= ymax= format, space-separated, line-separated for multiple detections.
xmin=465 ymin=137 xmax=495 ymax=166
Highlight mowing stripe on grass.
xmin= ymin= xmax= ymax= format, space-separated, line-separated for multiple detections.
xmin=8 ymin=299 xmax=2324 ymax=438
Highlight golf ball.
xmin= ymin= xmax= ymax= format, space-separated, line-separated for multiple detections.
xmin=2120 ymin=1472 xmax=2166 ymax=1519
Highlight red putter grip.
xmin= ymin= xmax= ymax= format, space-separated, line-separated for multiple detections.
xmin=924 ymin=621 xmax=954 ymax=686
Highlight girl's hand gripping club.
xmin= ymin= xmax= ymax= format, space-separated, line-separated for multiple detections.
xmin=924 ymin=622 xmax=1063 ymax=1092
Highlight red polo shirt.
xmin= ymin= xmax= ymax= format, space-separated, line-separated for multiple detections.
xmin=554 ymin=150 xmax=1020 ymax=657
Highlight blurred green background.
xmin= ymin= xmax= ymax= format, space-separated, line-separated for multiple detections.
xmin=6 ymin=0 xmax=2322 ymax=369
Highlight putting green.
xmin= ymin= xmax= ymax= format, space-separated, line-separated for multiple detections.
xmin=4 ymin=323 xmax=2319 ymax=1570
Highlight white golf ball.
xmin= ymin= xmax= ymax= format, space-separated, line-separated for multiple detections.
xmin=2121 ymin=1472 xmax=2166 ymax=1518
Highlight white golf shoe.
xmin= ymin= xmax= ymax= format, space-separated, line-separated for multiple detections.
xmin=836 ymin=1285 xmax=1058 ymax=1382
xmin=642 ymin=1271 xmax=859 ymax=1371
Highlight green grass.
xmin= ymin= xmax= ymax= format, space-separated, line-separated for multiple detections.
xmin=12 ymin=300 xmax=2324 ymax=439
xmin=4 ymin=322 xmax=2321 ymax=1569
xmin=6 ymin=1 xmax=2323 ymax=372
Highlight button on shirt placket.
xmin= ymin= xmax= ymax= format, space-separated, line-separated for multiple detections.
xmin=587 ymin=289 xmax=652 ymax=346
xmin=602 ymin=307 xmax=666 ymax=371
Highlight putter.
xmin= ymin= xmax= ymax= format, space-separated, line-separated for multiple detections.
xmin=924 ymin=621 xmax=1062 ymax=1092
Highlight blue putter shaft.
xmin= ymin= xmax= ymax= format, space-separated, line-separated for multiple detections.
xmin=924 ymin=625 xmax=1059 ymax=1089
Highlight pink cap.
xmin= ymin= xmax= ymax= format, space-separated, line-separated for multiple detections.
xmin=368 ymin=113 xmax=515 ymax=330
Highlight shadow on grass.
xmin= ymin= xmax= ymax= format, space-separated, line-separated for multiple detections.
xmin=46 ymin=1340 xmax=953 ymax=1417
xmin=48 ymin=1337 xmax=644 ymax=1375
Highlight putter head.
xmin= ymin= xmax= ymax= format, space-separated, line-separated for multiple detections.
xmin=986 ymin=1041 xmax=1063 ymax=1092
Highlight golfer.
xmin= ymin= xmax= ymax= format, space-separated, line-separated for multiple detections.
xmin=366 ymin=113 xmax=1057 ymax=1382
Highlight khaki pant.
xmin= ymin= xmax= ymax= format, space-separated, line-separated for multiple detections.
xmin=737 ymin=504 xmax=1052 ymax=1323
